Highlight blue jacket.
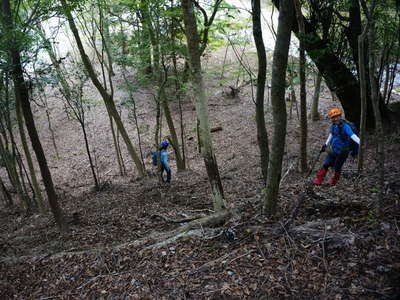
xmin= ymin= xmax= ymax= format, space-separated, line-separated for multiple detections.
xmin=160 ymin=149 xmax=170 ymax=170
xmin=329 ymin=120 xmax=355 ymax=154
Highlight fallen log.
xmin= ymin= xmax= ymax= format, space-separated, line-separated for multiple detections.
xmin=290 ymin=218 xmax=356 ymax=249
xmin=211 ymin=126 xmax=223 ymax=133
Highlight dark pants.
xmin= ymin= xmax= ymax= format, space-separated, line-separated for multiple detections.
xmin=323 ymin=151 xmax=349 ymax=173
xmin=161 ymin=163 xmax=171 ymax=183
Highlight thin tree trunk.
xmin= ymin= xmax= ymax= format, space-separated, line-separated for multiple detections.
xmin=181 ymin=0 xmax=225 ymax=211
xmin=80 ymin=122 xmax=99 ymax=189
xmin=263 ymin=0 xmax=293 ymax=214
xmin=120 ymin=66 xmax=146 ymax=170
xmin=160 ymin=89 xmax=185 ymax=171
xmin=15 ymin=92 xmax=46 ymax=213
xmin=94 ymin=18 xmax=126 ymax=177
xmin=44 ymin=103 xmax=59 ymax=159
xmin=310 ymin=72 xmax=322 ymax=121
xmin=0 ymin=136 xmax=28 ymax=209
xmin=293 ymin=0 xmax=307 ymax=173
xmin=1 ymin=0 xmax=67 ymax=230
xmin=171 ymin=13 xmax=188 ymax=170
xmin=252 ymin=0 xmax=269 ymax=184
xmin=108 ymin=111 xmax=124 ymax=176
xmin=60 ymin=0 xmax=145 ymax=177
xmin=365 ymin=2 xmax=384 ymax=210
xmin=357 ymin=24 xmax=368 ymax=172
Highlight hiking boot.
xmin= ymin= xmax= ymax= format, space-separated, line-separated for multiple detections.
xmin=313 ymin=168 xmax=328 ymax=185
xmin=328 ymin=172 xmax=340 ymax=186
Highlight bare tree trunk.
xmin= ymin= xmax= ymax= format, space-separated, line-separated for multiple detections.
xmin=364 ymin=1 xmax=385 ymax=210
xmin=60 ymin=0 xmax=144 ymax=177
xmin=252 ymin=0 xmax=269 ymax=184
xmin=81 ymin=122 xmax=99 ymax=189
xmin=160 ymin=88 xmax=185 ymax=171
xmin=108 ymin=112 xmax=125 ymax=176
xmin=263 ymin=0 xmax=293 ymax=214
xmin=171 ymin=14 xmax=188 ymax=170
xmin=0 ymin=136 xmax=28 ymax=209
xmin=1 ymin=0 xmax=67 ymax=230
xmin=43 ymin=101 xmax=59 ymax=159
xmin=181 ymin=0 xmax=225 ymax=211
xmin=293 ymin=0 xmax=307 ymax=173
xmin=16 ymin=97 xmax=46 ymax=213
xmin=310 ymin=72 xmax=322 ymax=121
xmin=357 ymin=24 xmax=368 ymax=173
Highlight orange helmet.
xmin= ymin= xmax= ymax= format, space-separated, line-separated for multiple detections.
xmin=328 ymin=107 xmax=342 ymax=118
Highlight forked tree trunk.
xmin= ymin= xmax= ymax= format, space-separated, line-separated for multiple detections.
xmin=60 ymin=0 xmax=145 ymax=177
xmin=181 ymin=0 xmax=225 ymax=211
xmin=263 ymin=0 xmax=293 ymax=214
xmin=252 ymin=0 xmax=269 ymax=184
xmin=1 ymin=0 xmax=67 ymax=230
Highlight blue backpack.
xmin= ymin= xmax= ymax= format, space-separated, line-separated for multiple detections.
xmin=151 ymin=151 xmax=158 ymax=166
xmin=337 ymin=120 xmax=359 ymax=157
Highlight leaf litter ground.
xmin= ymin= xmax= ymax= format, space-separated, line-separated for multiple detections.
xmin=1 ymin=52 xmax=400 ymax=299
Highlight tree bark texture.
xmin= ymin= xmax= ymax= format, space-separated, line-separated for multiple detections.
xmin=181 ymin=0 xmax=225 ymax=211
xmin=1 ymin=0 xmax=66 ymax=230
xmin=263 ymin=0 xmax=293 ymax=214
xmin=252 ymin=0 xmax=269 ymax=184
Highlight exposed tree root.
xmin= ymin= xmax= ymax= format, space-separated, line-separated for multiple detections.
xmin=150 ymin=213 xmax=205 ymax=224
xmin=0 ymin=210 xmax=232 ymax=264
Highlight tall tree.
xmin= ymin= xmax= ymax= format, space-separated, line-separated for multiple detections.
xmin=1 ymin=0 xmax=66 ymax=230
xmin=293 ymin=0 xmax=307 ymax=173
xmin=60 ymin=0 xmax=145 ymax=177
xmin=271 ymin=0 xmax=388 ymax=127
xmin=181 ymin=0 xmax=225 ymax=211
xmin=263 ymin=0 xmax=293 ymax=214
xmin=362 ymin=0 xmax=385 ymax=209
xmin=357 ymin=22 xmax=368 ymax=172
xmin=251 ymin=0 xmax=269 ymax=184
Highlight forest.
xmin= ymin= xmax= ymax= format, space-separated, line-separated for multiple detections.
xmin=0 ymin=0 xmax=399 ymax=298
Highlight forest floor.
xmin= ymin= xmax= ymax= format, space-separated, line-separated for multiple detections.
xmin=1 ymin=49 xmax=400 ymax=299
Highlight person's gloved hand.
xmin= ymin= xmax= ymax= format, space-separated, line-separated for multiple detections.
xmin=320 ymin=144 xmax=327 ymax=153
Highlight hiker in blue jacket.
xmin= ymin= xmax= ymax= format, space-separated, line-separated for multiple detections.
xmin=159 ymin=140 xmax=171 ymax=183
xmin=314 ymin=107 xmax=360 ymax=186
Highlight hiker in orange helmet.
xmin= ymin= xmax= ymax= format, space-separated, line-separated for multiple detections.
xmin=313 ymin=107 xmax=360 ymax=186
